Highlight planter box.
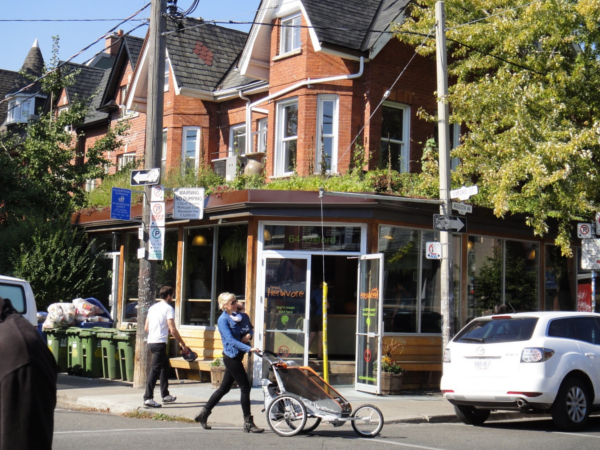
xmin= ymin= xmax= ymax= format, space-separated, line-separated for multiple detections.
xmin=380 ymin=372 xmax=403 ymax=395
xmin=209 ymin=366 xmax=238 ymax=389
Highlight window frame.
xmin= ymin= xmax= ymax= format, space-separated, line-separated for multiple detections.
xmin=181 ymin=126 xmax=201 ymax=173
xmin=229 ymin=124 xmax=247 ymax=156
xmin=315 ymin=94 xmax=339 ymax=174
xmin=256 ymin=118 xmax=268 ymax=154
xmin=280 ymin=14 xmax=301 ymax=55
xmin=380 ymin=101 xmax=411 ymax=173
xmin=274 ymin=98 xmax=299 ymax=177
xmin=117 ymin=152 xmax=136 ymax=171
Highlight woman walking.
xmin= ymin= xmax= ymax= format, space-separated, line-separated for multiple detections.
xmin=194 ymin=292 xmax=263 ymax=433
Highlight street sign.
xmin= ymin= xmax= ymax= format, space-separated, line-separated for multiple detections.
xmin=148 ymin=227 xmax=165 ymax=260
xmin=130 ymin=168 xmax=160 ymax=186
xmin=450 ymin=185 xmax=479 ymax=201
xmin=581 ymin=239 xmax=600 ymax=270
xmin=426 ymin=242 xmax=442 ymax=259
xmin=578 ymin=223 xmax=593 ymax=239
xmin=110 ymin=187 xmax=131 ymax=221
xmin=150 ymin=202 xmax=165 ymax=227
xmin=173 ymin=187 xmax=205 ymax=220
xmin=452 ymin=201 xmax=472 ymax=215
xmin=595 ymin=213 xmax=600 ymax=236
xmin=433 ymin=214 xmax=467 ymax=233
xmin=150 ymin=185 xmax=164 ymax=202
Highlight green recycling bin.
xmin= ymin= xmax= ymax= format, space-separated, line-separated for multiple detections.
xmin=95 ymin=328 xmax=120 ymax=380
xmin=66 ymin=327 xmax=83 ymax=376
xmin=44 ymin=328 xmax=68 ymax=372
xmin=79 ymin=329 xmax=103 ymax=378
xmin=114 ymin=329 xmax=136 ymax=382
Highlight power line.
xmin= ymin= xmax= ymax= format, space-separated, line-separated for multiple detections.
xmin=445 ymin=0 xmax=541 ymax=31
xmin=0 ymin=19 xmax=148 ymax=22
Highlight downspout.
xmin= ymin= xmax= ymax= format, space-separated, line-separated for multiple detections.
xmin=239 ymin=90 xmax=251 ymax=155
xmin=243 ymin=56 xmax=365 ymax=155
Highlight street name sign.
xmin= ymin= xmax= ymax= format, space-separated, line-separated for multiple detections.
xmin=110 ymin=187 xmax=131 ymax=221
xmin=578 ymin=223 xmax=593 ymax=239
xmin=425 ymin=242 xmax=442 ymax=259
xmin=452 ymin=201 xmax=472 ymax=215
xmin=433 ymin=214 xmax=467 ymax=233
xmin=581 ymin=239 xmax=600 ymax=270
xmin=148 ymin=227 xmax=165 ymax=260
xmin=130 ymin=168 xmax=160 ymax=186
xmin=173 ymin=187 xmax=205 ymax=220
xmin=450 ymin=185 xmax=479 ymax=201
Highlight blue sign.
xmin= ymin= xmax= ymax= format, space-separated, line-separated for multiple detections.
xmin=111 ymin=187 xmax=132 ymax=221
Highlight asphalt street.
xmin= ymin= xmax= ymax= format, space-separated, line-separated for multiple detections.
xmin=53 ymin=408 xmax=600 ymax=450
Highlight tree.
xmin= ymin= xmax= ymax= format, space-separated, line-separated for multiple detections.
xmin=397 ymin=0 xmax=600 ymax=255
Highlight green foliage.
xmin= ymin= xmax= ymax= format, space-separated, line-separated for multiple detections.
xmin=219 ymin=226 xmax=247 ymax=270
xmin=210 ymin=357 xmax=223 ymax=367
xmin=11 ymin=218 xmax=105 ymax=310
xmin=397 ymin=0 xmax=600 ymax=255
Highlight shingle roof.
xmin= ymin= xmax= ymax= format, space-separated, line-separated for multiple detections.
xmin=166 ymin=18 xmax=249 ymax=92
xmin=62 ymin=62 xmax=112 ymax=125
xmin=124 ymin=36 xmax=144 ymax=71
xmin=7 ymin=43 xmax=45 ymax=95
xmin=0 ymin=69 xmax=21 ymax=124
xmin=216 ymin=56 xmax=263 ymax=91
xmin=302 ymin=0 xmax=409 ymax=52
xmin=100 ymin=35 xmax=143 ymax=110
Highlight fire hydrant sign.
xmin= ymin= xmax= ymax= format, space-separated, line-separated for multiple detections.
xmin=148 ymin=227 xmax=165 ymax=260
xmin=173 ymin=187 xmax=204 ymax=220
xmin=150 ymin=202 xmax=165 ymax=227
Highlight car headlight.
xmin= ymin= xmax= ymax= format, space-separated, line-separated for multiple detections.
xmin=521 ymin=347 xmax=554 ymax=363
xmin=443 ymin=348 xmax=451 ymax=363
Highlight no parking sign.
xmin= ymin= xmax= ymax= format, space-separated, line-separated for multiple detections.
xmin=578 ymin=223 xmax=593 ymax=239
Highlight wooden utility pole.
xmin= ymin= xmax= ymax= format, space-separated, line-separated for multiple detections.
xmin=133 ymin=0 xmax=167 ymax=389
xmin=436 ymin=1 xmax=454 ymax=351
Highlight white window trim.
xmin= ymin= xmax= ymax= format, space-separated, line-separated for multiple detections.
xmin=6 ymin=96 xmax=32 ymax=124
xmin=117 ymin=152 xmax=136 ymax=171
xmin=229 ymin=124 xmax=247 ymax=156
xmin=280 ymin=14 xmax=302 ymax=56
xmin=316 ymin=94 xmax=339 ymax=174
xmin=7 ymin=100 xmax=16 ymax=122
xmin=275 ymin=98 xmax=298 ymax=177
xmin=58 ymin=106 xmax=72 ymax=132
xmin=381 ymin=101 xmax=410 ymax=173
xmin=256 ymin=118 xmax=268 ymax=154
xmin=182 ymin=126 xmax=201 ymax=172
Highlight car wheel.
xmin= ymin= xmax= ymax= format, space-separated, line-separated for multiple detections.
xmin=454 ymin=405 xmax=491 ymax=425
xmin=551 ymin=377 xmax=590 ymax=431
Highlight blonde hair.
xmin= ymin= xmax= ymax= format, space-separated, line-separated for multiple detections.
xmin=218 ymin=292 xmax=236 ymax=311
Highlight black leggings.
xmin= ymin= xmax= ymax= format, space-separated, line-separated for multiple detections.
xmin=204 ymin=353 xmax=251 ymax=416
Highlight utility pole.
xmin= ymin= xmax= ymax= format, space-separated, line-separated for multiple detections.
xmin=436 ymin=1 xmax=454 ymax=351
xmin=133 ymin=0 xmax=167 ymax=389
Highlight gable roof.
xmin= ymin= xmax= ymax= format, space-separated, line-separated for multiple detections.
xmin=0 ymin=69 xmax=21 ymax=124
xmin=61 ymin=62 xmax=112 ymax=126
xmin=100 ymin=35 xmax=144 ymax=108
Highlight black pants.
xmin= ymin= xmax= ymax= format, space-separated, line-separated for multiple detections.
xmin=144 ymin=343 xmax=171 ymax=400
xmin=204 ymin=353 xmax=251 ymax=416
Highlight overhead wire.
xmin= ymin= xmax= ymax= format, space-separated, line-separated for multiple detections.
xmin=445 ymin=0 xmax=541 ymax=31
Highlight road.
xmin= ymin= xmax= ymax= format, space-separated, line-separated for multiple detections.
xmin=54 ymin=408 xmax=600 ymax=450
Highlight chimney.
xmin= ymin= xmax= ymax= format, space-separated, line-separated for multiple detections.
xmin=105 ymin=29 xmax=124 ymax=57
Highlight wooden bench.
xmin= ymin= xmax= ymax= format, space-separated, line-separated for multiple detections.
xmin=399 ymin=361 xmax=442 ymax=389
xmin=169 ymin=357 xmax=213 ymax=382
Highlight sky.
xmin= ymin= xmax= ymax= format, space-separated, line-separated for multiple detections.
xmin=0 ymin=0 xmax=259 ymax=72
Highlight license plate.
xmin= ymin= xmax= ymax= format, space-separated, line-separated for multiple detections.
xmin=474 ymin=360 xmax=491 ymax=370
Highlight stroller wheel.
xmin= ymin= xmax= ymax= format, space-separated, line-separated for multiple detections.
xmin=301 ymin=417 xmax=321 ymax=433
xmin=351 ymin=404 xmax=384 ymax=437
xmin=267 ymin=394 xmax=307 ymax=437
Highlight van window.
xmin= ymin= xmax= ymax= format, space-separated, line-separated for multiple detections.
xmin=548 ymin=318 xmax=600 ymax=344
xmin=0 ymin=283 xmax=27 ymax=314
xmin=454 ymin=317 xmax=538 ymax=343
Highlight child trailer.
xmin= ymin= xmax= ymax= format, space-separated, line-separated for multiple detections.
xmin=258 ymin=350 xmax=384 ymax=437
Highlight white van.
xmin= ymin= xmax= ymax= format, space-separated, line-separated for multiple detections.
xmin=0 ymin=275 xmax=38 ymax=326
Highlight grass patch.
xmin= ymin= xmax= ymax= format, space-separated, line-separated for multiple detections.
xmin=123 ymin=410 xmax=195 ymax=423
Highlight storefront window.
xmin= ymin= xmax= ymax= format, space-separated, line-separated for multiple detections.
xmin=264 ymin=224 xmax=362 ymax=252
xmin=505 ymin=240 xmax=538 ymax=312
xmin=546 ymin=244 xmax=576 ymax=311
xmin=182 ymin=224 xmax=247 ymax=327
xmin=122 ymin=231 xmax=177 ymax=322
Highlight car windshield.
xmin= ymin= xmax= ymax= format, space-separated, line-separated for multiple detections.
xmin=454 ymin=317 xmax=538 ymax=343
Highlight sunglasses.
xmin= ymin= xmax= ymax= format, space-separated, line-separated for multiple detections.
xmin=229 ymin=300 xmax=238 ymax=305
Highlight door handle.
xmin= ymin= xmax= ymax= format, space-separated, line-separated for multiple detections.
xmin=585 ymin=353 xmax=595 ymax=359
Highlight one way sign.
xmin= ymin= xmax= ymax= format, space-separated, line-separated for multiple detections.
xmin=130 ymin=168 xmax=161 ymax=186
xmin=433 ymin=214 xmax=467 ymax=233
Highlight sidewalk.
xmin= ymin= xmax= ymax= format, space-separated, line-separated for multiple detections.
xmin=56 ymin=374 xmax=526 ymax=427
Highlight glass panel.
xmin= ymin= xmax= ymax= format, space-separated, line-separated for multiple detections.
xmin=284 ymin=104 xmax=298 ymax=137
xmin=454 ymin=317 xmax=538 ymax=343
xmin=0 ymin=283 xmax=26 ymax=314
xmin=379 ymin=141 xmax=403 ymax=171
xmin=379 ymin=227 xmax=419 ymax=333
xmin=420 ymin=231 xmax=442 ymax=333
xmin=257 ymin=118 xmax=268 ymax=153
xmin=284 ymin=140 xmax=297 ymax=173
xmin=467 ymin=236 xmax=502 ymax=321
xmin=182 ymin=228 xmax=214 ymax=326
xmin=322 ymin=101 xmax=334 ymax=135
xmin=185 ymin=129 xmax=197 ymax=158
xmin=381 ymin=106 xmax=403 ymax=141
xmin=232 ymin=126 xmax=246 ymax=155
xmin=264 ymin=225 xmax=361 ymax=252
xmin=263 ymin=258 xmax=307 ymax=375
xmin=505 ymin=240 xmax=539 ymax=312
xmin=356 ymin=258 xmax=381 ymax=387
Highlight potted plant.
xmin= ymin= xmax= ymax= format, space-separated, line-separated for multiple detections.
xmin=210 ymin=357 xmax=225 ymax=389
xmin=377 ymin=339 xmax=403 ymax=395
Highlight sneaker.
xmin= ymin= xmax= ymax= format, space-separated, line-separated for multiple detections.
xmin=144 ymin=399 xmax=162 ymax=408
xmin=162 ymin=395 xmax=177 ymax=404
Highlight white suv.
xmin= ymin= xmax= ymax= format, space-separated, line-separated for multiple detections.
xmin=441 ymin=312 xmax=600 ymax=430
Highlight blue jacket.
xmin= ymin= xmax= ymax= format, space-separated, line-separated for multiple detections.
xmin=218 ymin=311 xmax=251 ymax=358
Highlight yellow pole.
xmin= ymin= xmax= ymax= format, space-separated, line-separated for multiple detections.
xmin=322 ymin=282 xmax=329 ymax=382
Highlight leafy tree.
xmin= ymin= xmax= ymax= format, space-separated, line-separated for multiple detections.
xmin=397 ymin=0 xmax=600 ymax=255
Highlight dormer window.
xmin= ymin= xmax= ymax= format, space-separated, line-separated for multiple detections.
xmin=280 ymin=14 xmax=301 ymax=55
xmin=5 ymin=97 xmax=32 ymax=124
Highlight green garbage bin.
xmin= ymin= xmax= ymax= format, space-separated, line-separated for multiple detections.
xmin=95 ymin=328 xmax=121 ymax=380
xmin=115 ymin=330 xmax=136 ymax=382
xmin=44 ymin=328 xmax=68 ymax=372
xmin=79 ymin=329 xmax=103 ymax=378
xmin=66 ymin=327 xmax=83 ymax=376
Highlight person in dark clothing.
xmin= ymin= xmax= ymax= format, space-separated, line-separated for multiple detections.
xmin=0 ymin=295 xmax=57 ymax=450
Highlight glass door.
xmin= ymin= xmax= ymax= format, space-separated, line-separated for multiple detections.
xmin=355 ymin=254 xmax=384 ymax=394
xmin=262 ymin=256 xmax=311 ymax=377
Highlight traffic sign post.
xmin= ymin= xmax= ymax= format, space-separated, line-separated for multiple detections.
xmin=433 ymin=214 xmax=467 ymax=233
xmin=110 ymin=187 xmax=132 ymax=221
xmin=130 ymin=168 xmax=161 ymax=186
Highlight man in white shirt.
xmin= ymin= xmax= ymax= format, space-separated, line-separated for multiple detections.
xmin=143 ymin=286 xmax=188 ymax=408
